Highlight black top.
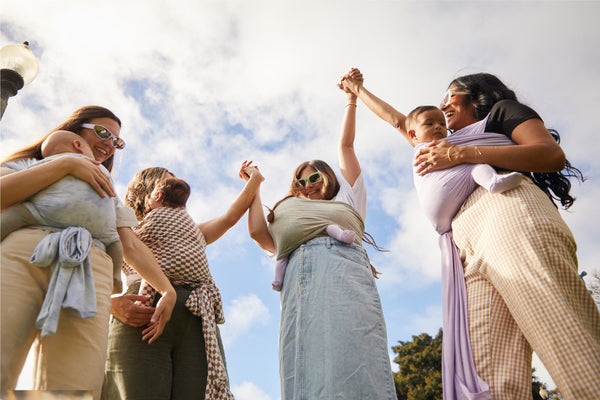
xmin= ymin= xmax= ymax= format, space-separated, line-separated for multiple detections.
xmin=485 ymin=99 xmax=541 ymax=139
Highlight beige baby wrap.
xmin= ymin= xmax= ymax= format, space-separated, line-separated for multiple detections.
xmin=268 ymin=196 xmax=365 ymax=260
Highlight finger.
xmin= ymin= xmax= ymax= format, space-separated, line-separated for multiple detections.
xmin=124 ymin=294 xmax=153 ymax=302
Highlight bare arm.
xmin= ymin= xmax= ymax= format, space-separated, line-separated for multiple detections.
xmin=415 ymin=118 xmax=566 ymax=175
xmin=1 ymin=155 xmax=115 ymax=210
xmin=337 ymin=90 xmax=362 ymax=186
xmin=117 ymin=226 xmax=176 ymax=343
xmin=341 ymin=68 xmax=409 ymax=143
xmin=198 ymin=161 xmax=265 ymax=245
xmin=247 ymin=191 xmax=275 ymax=254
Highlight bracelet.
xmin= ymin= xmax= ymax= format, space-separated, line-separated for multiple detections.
xmin=447 ymin=145 xmax=454 ymax=162
xmin=346 ymin=103 xmax=357 ymax=108
xmin=475 ymin=146 xmax=482 ymax=156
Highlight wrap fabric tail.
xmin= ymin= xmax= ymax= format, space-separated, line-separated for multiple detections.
xmin=30 ymin=226 xmax=97 ymax=338
xmin=440 ymin=233 xmax=491 ymax=400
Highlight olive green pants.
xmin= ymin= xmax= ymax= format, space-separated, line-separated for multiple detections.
xmin=102 ymin=283 xmax=227 ymax=400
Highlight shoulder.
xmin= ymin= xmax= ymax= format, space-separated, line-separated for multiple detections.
xmin=486 ymin=100 xmax=542 ymax=138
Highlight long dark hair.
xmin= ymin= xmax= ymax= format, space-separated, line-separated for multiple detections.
xmin=450 ymin=73 xmax=584 ymax=209
xmin=2 ymin=106 xmax=121 ymax=171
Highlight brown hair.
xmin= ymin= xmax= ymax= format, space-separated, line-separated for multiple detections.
xmin=125 ymin=167 xmax=173 ymax=220
xmin=267 ymin=160 xmax=340 ymax=223
xmin=405 ymin=105 xmax=441 ymax=132
xmin=156 ymin=178 xmax=190 ymax=208
xmin=2 ymin=106 xmax=121 ymax=171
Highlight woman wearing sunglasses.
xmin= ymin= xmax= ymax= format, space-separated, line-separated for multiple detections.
xmin=341 ymin=68 xmax=600 ymax=399
xmin=0 ymin=106 xmax=176 ymax=399
xmin=244 ymin=73 xmax=396 ymax=399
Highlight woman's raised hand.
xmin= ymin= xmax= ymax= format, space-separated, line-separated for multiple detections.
xmin=338 ymin=67 xmax=364 ymax=95
xmin=64 ymin=155 xmax=116 ymax=197
xmin=239 ymin=160 xmax=264 ymax=182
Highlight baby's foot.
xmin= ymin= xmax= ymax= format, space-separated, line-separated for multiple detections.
xmin=489 ymin=172 xmax=523 ymax=194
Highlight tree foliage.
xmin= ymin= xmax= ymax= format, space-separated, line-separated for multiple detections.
xmin=391 ymin=329 xmax=563 ymax=400
xmin=391 ymin=329 xmax=443 ymax=400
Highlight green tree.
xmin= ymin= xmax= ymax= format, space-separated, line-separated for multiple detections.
xmin=391 ymin=330 xmax=563 ymax=399
xmin=392 ymin=329 xmax=443 ymax=400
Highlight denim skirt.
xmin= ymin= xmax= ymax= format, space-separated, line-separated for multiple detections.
xmin=279 ymin=237 xmax=396 ymax=400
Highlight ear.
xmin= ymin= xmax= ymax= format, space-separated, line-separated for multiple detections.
xmin=72 ymin=139 xmax=84 ymax=153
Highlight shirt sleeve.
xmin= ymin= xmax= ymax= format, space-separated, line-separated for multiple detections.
xmin=485 ymin=99 xmax=542 ymax=139
xmin=114 ymin=197 xmax=139 ymax=228
xmin=333 ymin=172 xmax=367 ymax=220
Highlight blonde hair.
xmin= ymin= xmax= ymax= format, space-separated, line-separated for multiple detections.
xmin=125 ymin=167 xmax=173 ymax=220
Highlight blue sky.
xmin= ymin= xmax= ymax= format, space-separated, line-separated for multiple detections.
xmin=3 ymin=1 xmax=600 ymax=398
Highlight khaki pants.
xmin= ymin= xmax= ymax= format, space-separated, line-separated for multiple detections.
xmin=1 ymin=228 xmax=113 ymax=400
xmin=452 ymin=179 xmax=600 ymax=400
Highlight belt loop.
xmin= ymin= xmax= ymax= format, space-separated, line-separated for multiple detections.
xmin=326 ymin=236 xmax=332 ymax=248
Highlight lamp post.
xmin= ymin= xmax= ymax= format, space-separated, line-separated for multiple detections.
xmin=1 ymin=41 xmax=39 ymax=121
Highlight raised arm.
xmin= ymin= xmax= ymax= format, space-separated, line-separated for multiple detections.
xmin=341 ymin=68 xmax=410 ymax=143
xmin=198 ymin=161 xmax=265 ymax=245
xmin=1 ymin=155 xmax=115 ymax=210
xmin=247 ymin=190 xmax=275 ymax=254
xmin=336 ymin=88 xmax=361 ymax=186
xmin=117 ymin=226 xmax=176 ymax=343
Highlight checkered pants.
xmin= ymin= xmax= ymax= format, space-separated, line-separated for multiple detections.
xmin=452 ymin=178 xmax=600 ymax=400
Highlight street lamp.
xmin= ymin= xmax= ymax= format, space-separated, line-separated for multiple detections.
xmin=1 ymin=41 xmax=39 ymax=120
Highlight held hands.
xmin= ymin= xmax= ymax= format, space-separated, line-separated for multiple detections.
xmin=414 ymin=140 xmax=456 ymax=175
xmin=338 ymin=67 xmax=363 ymax=95
xmin=110 ymin=294 xmax=155 ymax=327
xmin=64 ymin=155 xmax=115 ymax=197
xmin=142 ymin=287 xmax=176 ymax=343
xmin=239 ymin=160 xmax=264 ymax=183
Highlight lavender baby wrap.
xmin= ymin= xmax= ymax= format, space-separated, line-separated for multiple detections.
xmin=413 ymin=117 xmax=516 ymax=400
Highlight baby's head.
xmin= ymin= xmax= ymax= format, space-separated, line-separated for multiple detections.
xmin=41 ymin=130 xmax=94 ymax=159
xmin=405 ymin=106 xmax=448 ymax=146
xmin=148 ymin=177 xmax=191 ymax=211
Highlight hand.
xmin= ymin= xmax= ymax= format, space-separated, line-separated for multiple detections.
xmin=110 ymin=294 xmax=155 ymax=327
xmin=64 ymin=155 xmax=116 ymax=197
xmin=338 ymin=67 xmax=363 ymax=94
xmin=414 ymin=140 xmax=455 ymax=175
xmin=144 ymin=287 xmax=176 ymax=343
xmin=239 ymin=160 xmax=264 ymax=182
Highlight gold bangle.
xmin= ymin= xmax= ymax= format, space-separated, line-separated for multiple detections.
xmin=447 ymin=145 xmax=454 ymax=162
xmin=346 ymin=103 xmax=357 ymax=108
xmin=475 ymin=146 xmax=482 ymax=156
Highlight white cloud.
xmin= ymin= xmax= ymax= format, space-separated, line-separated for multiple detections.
xmin=220 ymin=293 xmax=270 ymax=346
xmin=232 ymin=381 xmax=274 ymax=400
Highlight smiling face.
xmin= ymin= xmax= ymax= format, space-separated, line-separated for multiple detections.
xmin=78 ymin=117 xmax=122 ymax=162
xmin=408 ymin=108 xmax=447 ymax=145
xmin=440 ymin=84 xmax=479 ymax=131
xmin=296 ymin=166 xmax=324 ymax=200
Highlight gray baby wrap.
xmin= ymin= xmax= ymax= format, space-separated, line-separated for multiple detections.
xmin=267 ymin=196 xmax=364 ymax=260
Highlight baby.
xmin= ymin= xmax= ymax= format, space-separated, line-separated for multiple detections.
xmin=1 ymin=130 xmax=124 ymax=292
xmin=407 ymin=106 xmax=522 ymax=234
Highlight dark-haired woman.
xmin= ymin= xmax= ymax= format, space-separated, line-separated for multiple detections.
xmin=0 ymin=106 xmax=176 ymax=399
xmin=244 ymin=77 xmax=396 ymax=399
xmin=344 ymin=69 xmax=600 ymax=399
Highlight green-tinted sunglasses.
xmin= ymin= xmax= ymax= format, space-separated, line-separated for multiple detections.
xmin=81 ymin=123 xmax=126 ymax=149
xmin=296 ymin=171 xmax=323 ymax=187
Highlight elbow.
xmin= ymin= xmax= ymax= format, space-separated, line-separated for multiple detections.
xmin=547 ymin=146 xmax=566 ymax=172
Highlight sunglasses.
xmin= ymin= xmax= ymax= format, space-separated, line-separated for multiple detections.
xmin=295 ymin=171 xmax=323 ymax=187
xmin=81 ymin=123 xmax=126 ymax=149
xmin=441 ymin=89 xmax=470 ymax=107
